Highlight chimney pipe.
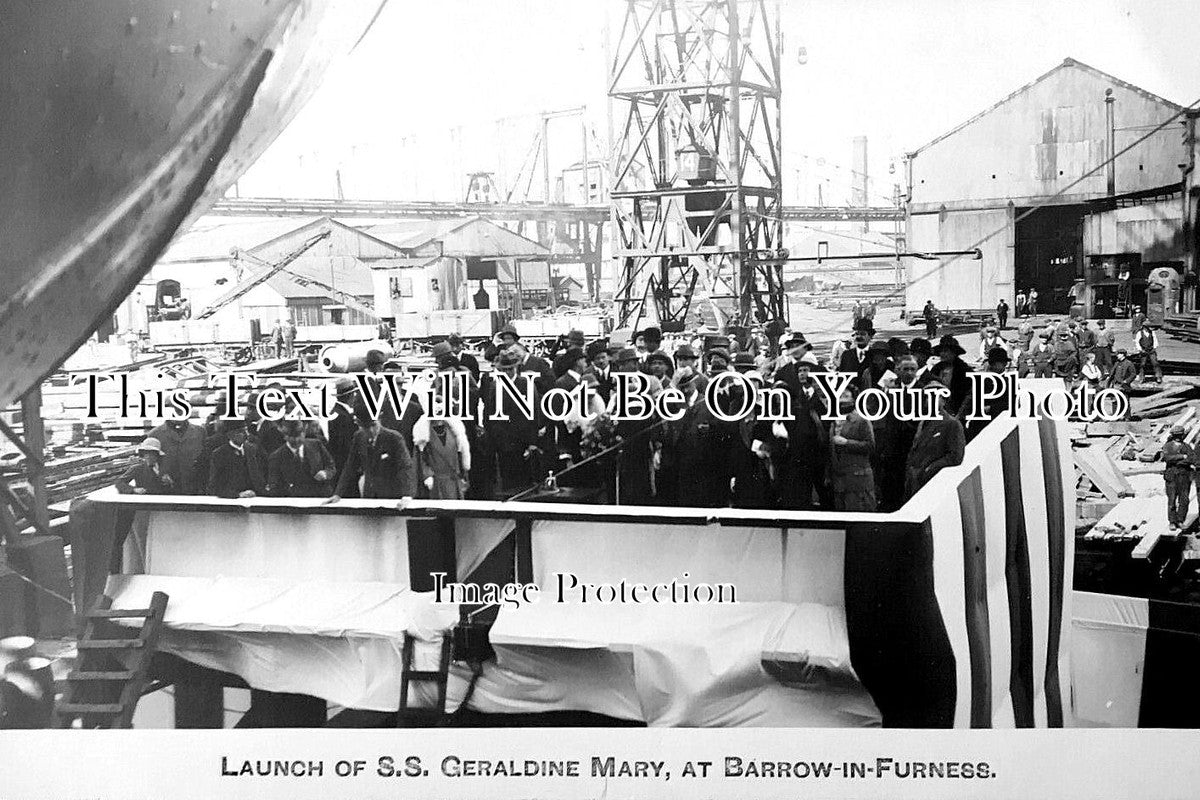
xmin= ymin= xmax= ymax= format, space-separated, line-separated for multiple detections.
xmin=1105 ymin=89 xmax=1116 ymax=197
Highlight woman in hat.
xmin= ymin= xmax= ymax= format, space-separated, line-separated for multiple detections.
xmin=930 ymin=335 xmax=973 ymax=416
xmin=827 ymin=380 xmax=876 ymax=512
xmin=116 ymin=437 xmax=176 ymax=495
xmin=907 ymin=337 xmax=933 ymax=384
xmin=413 ymin=400 xmax=471 ymax=500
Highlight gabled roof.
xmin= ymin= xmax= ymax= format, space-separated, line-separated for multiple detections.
xmin=161 ymin=217 xmax=321 ymax=263
xmin=551 ymin=274 xmax=584 ymax=289
xmin=909 ymin=57 xmax=1186 ymax=157
xmin=367 ymin=216 xmax=550 ymax=258
xmin=249 ymin=216 xmax=407 ymax=259
xmin=366 ymin=218 xmax=473 ymax=249
xmin=197 ymin=217 xmax=385 ymax=309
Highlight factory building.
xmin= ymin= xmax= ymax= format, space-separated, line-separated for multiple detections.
xmin=365 ymin=216 xmax=550 ymax=318
xmin=904 ymin=58 xmax=1198 ymax=316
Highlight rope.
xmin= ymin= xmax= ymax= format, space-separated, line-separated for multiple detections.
xmin=7 ymin=568 xmax=74 ymax=608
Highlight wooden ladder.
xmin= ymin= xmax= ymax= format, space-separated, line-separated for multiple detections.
xmin=55 ymin=591 xmax=168 ymax=729
xmin=396 ymin=633 xmax=451 ymax=726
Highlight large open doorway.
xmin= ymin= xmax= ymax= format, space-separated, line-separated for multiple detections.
xmin=1015 ymin=204 xmax=1087 ymax=314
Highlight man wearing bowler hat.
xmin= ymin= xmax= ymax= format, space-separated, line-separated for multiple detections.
xmin=207 ymin=418 xmax=267 ymax=499
xmin=837 ymin=318 xmax=876 ymax=383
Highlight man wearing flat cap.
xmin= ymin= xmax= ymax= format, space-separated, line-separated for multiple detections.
xmin=1163 ymin=425 xmax=1193 ymax=530
xmin=674 ymin=344 xmax=699 ymax=375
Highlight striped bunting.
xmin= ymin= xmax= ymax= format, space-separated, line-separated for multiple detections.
xmin=926 ymin=418 xmax=1072 ymax=727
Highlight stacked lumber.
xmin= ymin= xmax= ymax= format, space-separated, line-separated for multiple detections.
xmin=1163 ymin=311 xmax=1200 ymax=344
xmin=1130 ymin=381 xmax=1200 ymax=420
xmin=1084 ymin=474 xmax=1193 ymax=542
xmin=1 ymin=441 xmax=140 ymax=511
xmin=1074 ymin=440 xmax=1135 ymax=522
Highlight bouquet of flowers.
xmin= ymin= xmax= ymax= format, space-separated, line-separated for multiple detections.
xmin=580 ymin=413 xmax=620 ymax=458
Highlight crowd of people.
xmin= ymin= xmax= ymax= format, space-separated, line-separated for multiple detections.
xmin=115 ymin=303 xmax=1166 ymax=514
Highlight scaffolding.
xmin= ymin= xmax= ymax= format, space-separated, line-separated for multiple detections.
xmin=609 ymin=0 xmax=785 ymax=331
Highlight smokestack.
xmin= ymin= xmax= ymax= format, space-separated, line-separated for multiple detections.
xmin=852 ymin=136 xmax=869 ymax=232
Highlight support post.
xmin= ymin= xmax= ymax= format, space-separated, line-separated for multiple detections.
xmin=20 ymin=387 xmax=49 ymax=534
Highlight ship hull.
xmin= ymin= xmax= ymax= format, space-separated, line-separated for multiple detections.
xmin=0 ymin=1 xmax=385 ymax=409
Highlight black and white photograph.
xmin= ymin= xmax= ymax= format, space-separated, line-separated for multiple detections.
xmin=0 ymin=1 xmax=1199 ymax=797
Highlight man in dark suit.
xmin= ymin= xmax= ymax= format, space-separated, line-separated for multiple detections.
xmin=552 ymin=348 xmax=588 ymax=469
xmin=326 ymin=378 xmax=359 ymax=474
xmin=485 ymin=348 xmax=549 ymax=497
xmin=334 ymin=407 xmax=415 ymax=500
xmin=873 ymin=354 xmax=920 ymax=512
xmin=519 ymin=344 xmax=555 ymax=393
xmin=448 ymin=333 xmax=479 ymax=379
xmin=665 ymin=378 xmax=734 ymax=508
xmin=354 ymin=369 xmax=424 ymax=461
xmin=207 ymin=419 xmax=267 ymax=499
xmin=904 ymin=380 xmax=966 ymax=499
xmin=585 ymin=340 xmax=614 ymax=404
xmin=551 ymin=329 xmax=587 ymax=379
xmin=836 ymin=318 xmax=876 ymax=384
xmin=779 ymin=351 xmax=833 ymax=510
xmin=267 ymin=420 xmax=336 ymax=498
xmin=770 ymin=333 xmax=811 ymax=397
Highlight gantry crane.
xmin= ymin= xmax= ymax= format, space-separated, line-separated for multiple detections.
xmin=608 ymin=0 xmax=786 ymax=331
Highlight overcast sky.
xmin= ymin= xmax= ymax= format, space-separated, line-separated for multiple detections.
xmin=237 ymin=0 xmax=1200 ymax=205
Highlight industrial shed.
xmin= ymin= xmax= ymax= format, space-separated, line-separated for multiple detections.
xmin=366 ymin=216 xmax=551 ymax=316
xmin=124 ymin=216 xmax=416 ymax=334
xmin=904 ymin=58 xmax=1197 ymax=315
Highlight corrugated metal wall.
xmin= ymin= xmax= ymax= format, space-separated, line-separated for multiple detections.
xmin=907 ymin=208 xmax=1013 ymax=311
xmin=911 ymin=64 xmax=1184 ymax=210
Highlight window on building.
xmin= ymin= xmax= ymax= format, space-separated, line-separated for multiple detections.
xmin=289 ymin=303 xmax=323 ymax=327
xmin=390 ymin=276 xmax=414 ymax=297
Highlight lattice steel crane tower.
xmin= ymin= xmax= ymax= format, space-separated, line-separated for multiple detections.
xmin=609 ymin=0 xmax=785 ymax=332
